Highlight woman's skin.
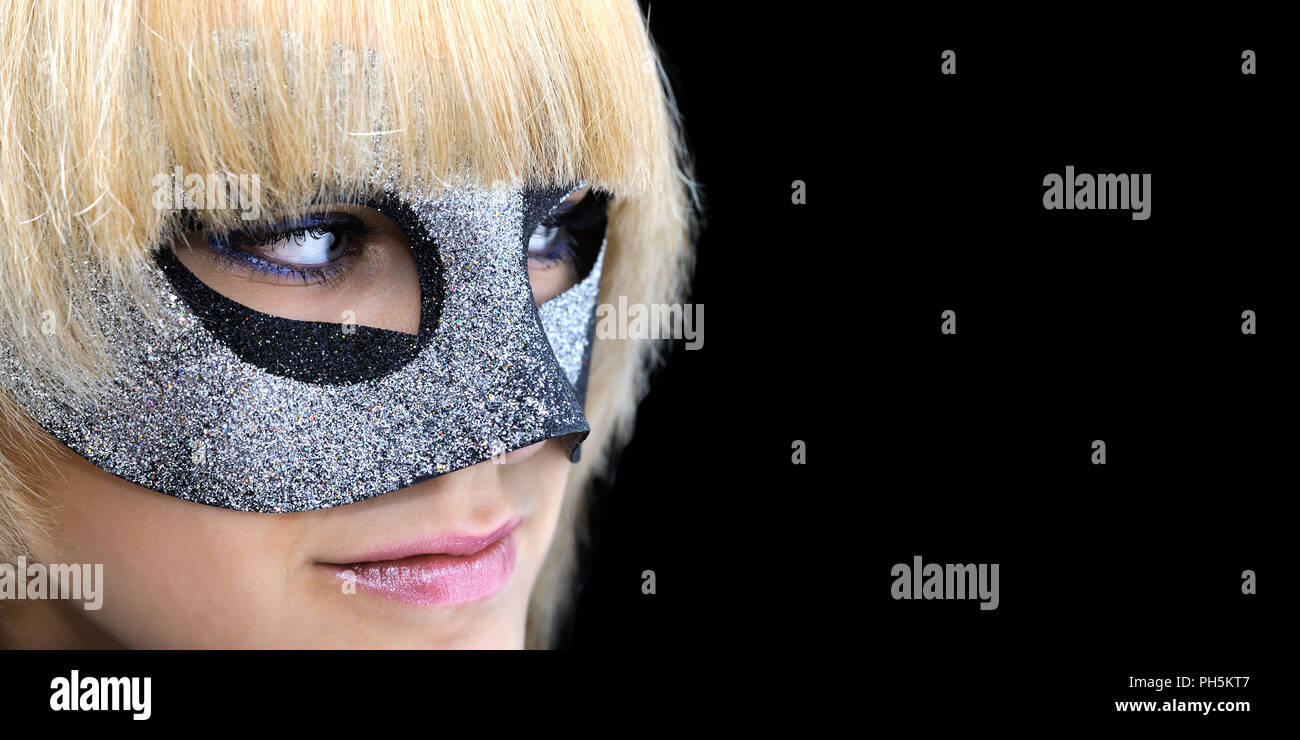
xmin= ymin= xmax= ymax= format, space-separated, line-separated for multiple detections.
xmin=0 ymin=189 xmax=593 ymax=649
xmin=2 ymin=435 xmax=571 ymax=648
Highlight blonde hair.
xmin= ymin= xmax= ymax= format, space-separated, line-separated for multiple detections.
xmin=0 ymin=0 xmax=694 ymax=648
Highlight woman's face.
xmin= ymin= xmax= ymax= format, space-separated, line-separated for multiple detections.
xmin=27 ymin=433 xmax=570 ymax=648
xmin=7 ymin=187 xmax=599 ymax=648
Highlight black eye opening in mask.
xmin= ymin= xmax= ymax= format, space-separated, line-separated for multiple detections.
xmin=157 ymin=186 xmax=590 ymax=387
xmin=158 ymin=193 xmax=439 ymax=385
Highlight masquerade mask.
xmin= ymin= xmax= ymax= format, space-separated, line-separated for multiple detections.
xmin=0 ymin=184 xmax=606 ymax=513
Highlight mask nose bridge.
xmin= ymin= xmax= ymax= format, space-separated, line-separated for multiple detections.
xmin=405 ymin=185 xmax=592 ymax=469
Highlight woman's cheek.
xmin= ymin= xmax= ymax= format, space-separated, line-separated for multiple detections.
xmin=40 ymin=455 xmax=298 ymax=647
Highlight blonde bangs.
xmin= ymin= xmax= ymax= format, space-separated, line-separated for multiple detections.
xmin=1 ymin=0 xmax=686 ymax=351
xmin=139 ymin=0 xmax=672 ymax=202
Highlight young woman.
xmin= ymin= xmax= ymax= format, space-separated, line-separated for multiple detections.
xmin=0 ymin=0 xmax=693 ymax=648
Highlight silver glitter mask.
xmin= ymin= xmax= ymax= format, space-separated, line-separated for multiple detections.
xmin=0 ymin=185 xmax=605 ymax=512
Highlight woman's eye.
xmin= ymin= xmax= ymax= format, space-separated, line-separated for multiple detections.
xmin=172 ymin=205 xmax=421 ymax=335
xmin=527 ymin=223 xmax=576 ymax=268
xmin=526 ymin=188 xmax=609 ymax=305
xmin=206 ymin=213 xmax=373 ymax=284
xmin=261 ymin=229 xmax=348 ymax=266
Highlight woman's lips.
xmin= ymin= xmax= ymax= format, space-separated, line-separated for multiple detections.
xmin=342 ymin=518 xmax=523 ymax=563
xmin=325 ymin=519 xmax=520 ymax=606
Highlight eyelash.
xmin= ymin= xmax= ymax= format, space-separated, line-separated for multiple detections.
xmin=201 ymin=195 xmax=605 ymax=283
xmin=529 ymin=193 xmax=607 ymax=268
xmin=528 ymin=226 xmax=578 ymax=268
xmin=207 ymin=214 xmax=377 ymax=285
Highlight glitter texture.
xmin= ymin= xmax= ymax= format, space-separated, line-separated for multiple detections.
xmin=0 ymin=186 xmax=601 ymax=513
xmin=539 ymin=241 xmax=604 ymax=389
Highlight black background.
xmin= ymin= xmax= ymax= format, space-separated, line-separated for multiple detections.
xmin=563 ymin=4 xmax=1289 ymax=728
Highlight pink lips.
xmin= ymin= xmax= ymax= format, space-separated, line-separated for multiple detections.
xmin=327 ymin=518 xmax=520 ymax=606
